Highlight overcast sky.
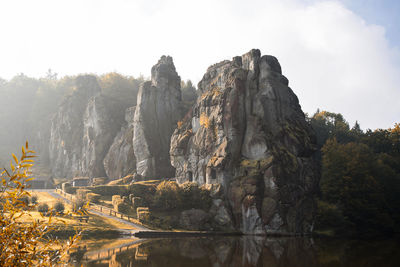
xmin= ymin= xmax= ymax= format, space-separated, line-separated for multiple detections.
xmin=0 ymin=0 xmax=399 ymax=130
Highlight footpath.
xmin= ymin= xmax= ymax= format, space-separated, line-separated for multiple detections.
xmin=49 ymin=189 xmax=151 ymax=234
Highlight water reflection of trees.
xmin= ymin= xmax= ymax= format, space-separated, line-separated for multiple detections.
xmin=79 ymin=237 xmax=399 ymax=267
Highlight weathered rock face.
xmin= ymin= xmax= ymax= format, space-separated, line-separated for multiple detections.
xmin=49 ymin=74 xmax=138 ymax=179
xmin=133 ymin=56 xmax=182 ymax=179
xmin=170 ymin=49 xmax=319 ymax=235
xmin=103 ymin=106 xmax=136 ymax=179
xmin=49 ymin=75 xmax=101 ymax=178
xmin=80 ymin=94 xmax=126 ymax=178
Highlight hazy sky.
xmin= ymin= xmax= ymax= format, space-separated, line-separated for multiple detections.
xmin=0 ymin=0 xmax=399 ymax=130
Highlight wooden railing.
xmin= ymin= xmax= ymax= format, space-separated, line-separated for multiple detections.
xmin=54 ymin=189 xmax=144 ymax=227
xmin=90 ymin=203 xmax=140 ymax=224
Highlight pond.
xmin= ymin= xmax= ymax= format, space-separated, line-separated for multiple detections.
xmin=69 ymin=236 xmax=399 ymax=266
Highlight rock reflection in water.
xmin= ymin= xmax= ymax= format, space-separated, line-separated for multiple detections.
xmin=78 ymin=236 xmax=399 ymax=267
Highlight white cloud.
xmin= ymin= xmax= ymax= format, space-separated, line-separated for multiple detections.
xmin=0 ymin=0 xmax=398 ymax=129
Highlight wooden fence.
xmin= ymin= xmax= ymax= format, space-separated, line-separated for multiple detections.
xmin=54 ymin=189 xmax=144 ymax=227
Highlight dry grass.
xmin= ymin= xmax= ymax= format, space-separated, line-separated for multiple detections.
xmin=18 ymin=191 xmax=138 ymax=231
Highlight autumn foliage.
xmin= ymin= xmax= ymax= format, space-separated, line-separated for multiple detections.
xmin=0 ymin=142 xmax=80 ymax=266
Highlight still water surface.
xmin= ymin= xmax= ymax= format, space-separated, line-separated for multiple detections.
xmin=69 ymin=236 xmax=399 ymax=266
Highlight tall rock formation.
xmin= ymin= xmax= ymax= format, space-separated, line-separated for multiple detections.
xmin=103 ymin=106 xmax=136 ymax=179
xmin=133 ymin=56 xmax=183 ymax=179
xmin=80 ymin=94 xmax=126 ymax=177
xmin=49 ymin=74 xmax=137 ymax=179
xmin=49 ymin=75 xmax=100 ymax=178
xmin=170 ymin=49 xmax=319 ymax=235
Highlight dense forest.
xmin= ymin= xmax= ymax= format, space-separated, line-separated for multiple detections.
xmin=0 ymin=72 xmax=398 ymax=236
xmin=309 ymin=111 xmax=400 ymax=236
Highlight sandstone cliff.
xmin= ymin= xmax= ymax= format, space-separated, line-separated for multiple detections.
xmin=103 ymin=106 xmax=136 ymax=179
xmin=170 ymin=49 xmax=319 ymax=234
xmin=49 ymin=75 xmax=101 ymax=178
xmin=133 ymin=56 xmax=183 ymax=179
xmin=49 ymin=74 xmax=138 ymax=179
xmin=80 ymin=94 xmax=126 ymax=177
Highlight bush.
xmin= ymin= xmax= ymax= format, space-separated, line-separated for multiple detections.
xmin=128 ymin=181 xmax=158 ymax=205
xmin=18 ymin=195 xmax=30 ymax=207
xmin=180 ymin=182 xmax=212 ymax=210
xmin=72 ymin=199 xmax=87 ymax=213
xmin=76 ymin=189 xmax=91 ymax=200
xmin=86 ymin=193 xmax=101 ymax=203
xmin=38 ymin=203 xmax=49 ymax=214
xmin=152 ymin=181 xmax=182 ymax=210
xmin=54 ymin=201 xmax=65 ymax=214
xmin=62 ymin=182 xmax=74 ymax=194
xmin=30 ymin=195 xmax=38 ymax=204
xmin=112 ymin=195 xmax=132 ymax=213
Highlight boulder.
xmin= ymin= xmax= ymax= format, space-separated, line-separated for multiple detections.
xmin=170 ymin=49 xmax=319 ymax=235
xmin=133 ymin=56 xmax=183 ymax=179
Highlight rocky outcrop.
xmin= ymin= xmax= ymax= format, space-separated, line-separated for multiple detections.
xmin=49 ymin=74 xmax=137 ymax=179
xmin=170 ymin=49 xmax=319 ymax=235
xmin=80 ymin=94 xmax=126 ymax=177
xmin=103 ymin=106 xmax=136 ymax=179
xmin=133 ymin=56 xmax=183 ymax=179
xmin=49 ymin=75 xmax=101 ymax=178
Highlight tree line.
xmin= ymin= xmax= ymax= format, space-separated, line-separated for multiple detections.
xmin=310 ymin=111 xmax=400 ymax=236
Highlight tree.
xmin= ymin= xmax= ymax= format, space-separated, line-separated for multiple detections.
xmin=0 ymin=142 xmax=80 ymax=266
xmin=181 ymin=80 xmax=197 ymax=103
xmin=320 ymin=139 xmax=395 ymax=234
xmin=310 ymin=110 xmax=354 ymax=148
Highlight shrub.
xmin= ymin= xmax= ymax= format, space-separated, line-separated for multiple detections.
xmin=18 ymin=195 xmax=30 ymax=207
xmin=152 ymin=181 xmax=182 ymax=210
xmin=54 ymin=201 xmax=65 ymax=214
xmin=128 ymin=181 xmax=158 ymax=205
xmin=76 ymin=189 xmax=91 ymax=200
xmin=30 ymin=195 xmax=38 ymax=204
xmin=86 ymin=193 xmax=101 ymax=203
xmin=62 ymin=182 xmax=75 ymax=194
xmin=112 ymin=195 xmax=132 ymax=213
xmin=38 ymin=203 xmax=49 ymax=214
xmin=180 ymin=182 xmax=211 ymax=210
xmin=72 ymin=199 xmax=87 ymax=213
xmin=137 ymin=207 xmax=150 ymax=223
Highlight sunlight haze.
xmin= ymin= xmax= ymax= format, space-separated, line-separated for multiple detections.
xmin=0 ymin=0 xmax=399 ymax=129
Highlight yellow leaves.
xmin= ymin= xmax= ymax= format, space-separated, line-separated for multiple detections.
xmin=177 ymin=120 xmax=183 ymax=129
xmin=12 ymin=153 xmax=18 ymax=164
xmin=0 ymin=142 xmax=80 ymax=266
xmin=199 ymin=112 xmax=210 ymax=128
xmin=10 ymin=161 xmax=15 ymax=172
